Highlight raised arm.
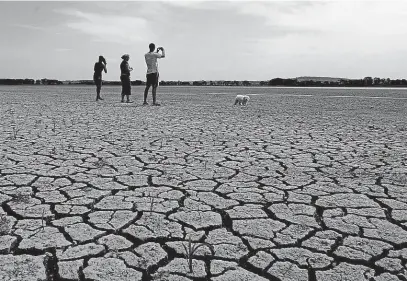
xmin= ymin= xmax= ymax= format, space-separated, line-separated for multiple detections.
xmin=157 ymin=47 xmax=165 ymax=58
xmin=103 ymin=64 xmax=107 ymax=73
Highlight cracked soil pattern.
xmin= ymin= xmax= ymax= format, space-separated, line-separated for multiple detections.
xmin=0 ymin=85 xmax=406 ymax=281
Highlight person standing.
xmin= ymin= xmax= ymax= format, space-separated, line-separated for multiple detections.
xmin=144 ymin=43 xmax=165 ymax=106
xmin=120 ymin=54 xmax=133 ymax=103
xmin=93 ymin=56 xmax=107 ymax=101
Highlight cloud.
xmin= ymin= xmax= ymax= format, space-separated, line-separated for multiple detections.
xmin=9 ymin=23 xmax=46 ymax=31
xmin=233 ymin=1 xmax=407 ymax=35
xmin=55 ymin=9 xmax=155 ymax=44
xmin=55 ymin=48 xmax=72 ymax=52
xmin=161 ymin=0 xmax=205 ymax=8
xmin=229 ymin=0 xmax=407 ymax=58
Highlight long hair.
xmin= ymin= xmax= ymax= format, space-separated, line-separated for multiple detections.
xmin=99 ymin=56 xmax=106 ymax=65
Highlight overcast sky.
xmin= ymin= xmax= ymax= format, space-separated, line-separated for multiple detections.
xmin=1 ymin=0 xmax=406 ymax=81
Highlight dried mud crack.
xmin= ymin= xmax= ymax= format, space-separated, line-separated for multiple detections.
xmin=1 ymin=86 xmax=407 ymax=281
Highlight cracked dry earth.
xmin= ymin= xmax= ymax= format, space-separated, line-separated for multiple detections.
xmin=0 ymin=85 xmax=407 ymax=281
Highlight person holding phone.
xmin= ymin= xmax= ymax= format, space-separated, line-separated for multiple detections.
xmin=93 ymin=56 xmax=107 ymax=101
xmin=144 ymin=43 xmax=165 ymax=106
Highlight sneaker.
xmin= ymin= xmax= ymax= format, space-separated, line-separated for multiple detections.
xmin=142 ymin=102 xmax=149 ymax=106
xmin=121 ymin=100 xmax=125 ymax=103
xmin=98 ymin=97 xmax=104 ymax=100
xmin=152 ymin=103 xmax=161 ymax=106
xmin=126 ymin=100 xmax=134 ymax=103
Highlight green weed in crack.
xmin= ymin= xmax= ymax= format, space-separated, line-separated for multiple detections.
xmin=138 ymin=258 xmax=149 ymax=270
xmin=281 ymin=263 xmax=293 ymax=278
xmin=182 ymin=236 xmax=215 ymax=273
xmin=85 ymin=121 xmax=91 ymax=139
xmin=52 ymin=119 xmax=57 ymax=133
xmin=0 ymin=214 xmax=10 ymax=235
xmin=67 ymin=143 xmax=75 ymax=152
xmin=12 ymin=193 xmax=31 ymax=204
xmin=5 ymin=108 xmax=14 ymax=115
xmin=41 ymin=208 xmax=45 ymax=231
xmin=167 ymin=174 xmax=181 ymax=182
xmin=363 ymin=268 xmax=374 ymax=280
xmin=124 ymin=142 xmax=132 ymax=153
xmin=153 ymin=270 xmax=171 ymax=280
xmin=9 ymin=126 xmax=21 ymax=140
xmin=95 ymin=158 xmax=108 ymax=177
xmin=95 ymin=158 xmax=108 ymax=168
xmin=0 ymin=154 xmax=7 ymax=163
xmin=149 ymin=196 xmax=155 ymax=215
xmin=34 ymin=119 xmax=42 ymax=129
xmin=393 ymin=174 xmax=407 ymax=185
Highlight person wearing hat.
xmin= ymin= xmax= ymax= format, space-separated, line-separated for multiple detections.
xmin=93 ymin=55 xmax=107 ymax=101
xmin=120 ymin=54 xmax=133 ymax=103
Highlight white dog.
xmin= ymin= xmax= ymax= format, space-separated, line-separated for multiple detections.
xmin=234 ymin=95 xmax=250 ymax=106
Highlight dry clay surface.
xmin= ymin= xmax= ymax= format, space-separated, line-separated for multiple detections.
xmin=0 ymin=85 xmax=407 ymax=281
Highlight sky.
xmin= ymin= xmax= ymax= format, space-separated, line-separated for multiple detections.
xmin=1 ymin=0 xmax=407 ymax=81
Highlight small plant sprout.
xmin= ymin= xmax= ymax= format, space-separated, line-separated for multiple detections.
xmin=95 ymin=158 xmax=108 ymax=169
xmin=34 ymin=119 xmax=41 ymax=129
xmin=149 ymin=196 xmax=155 ymax=214
xmin=95 ymin=158 xmax=108 ymax=177
xmin=52 ymin=119 xmax=57 ymax=132
xmin=85 ymin=121 xmax=91 ymax=139
xmin=10 ymin=126 xmax=21 ymax=140
xmin=363 ymin=268 xmax=375 ymax=280
xmin=0 ymin=214 xmax=10 ymax=235
xmin=68 ymin=143 xmax=74 ymax=151
xmin=153 ymin=271 xmax=171 ymax=280
xmin=182 ymin=236 xmax=215 ymax=273
xmin=41 ymin=208 xmax=45 ymax=230
xmin=306 ymin=257 xmax=313 ymax=269
xmin=125 ymin=142 xmax=132 ymax=153
xmin=13 ymin=193 xmax=31 ymax=204
xmin=281 ymin=263 xmax=293 ymax=278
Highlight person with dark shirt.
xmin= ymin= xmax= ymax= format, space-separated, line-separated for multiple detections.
xmin=93 ymin=56 xmax=107 ymax=101
xmin=120 ymin=54 xmax=133 ymax=103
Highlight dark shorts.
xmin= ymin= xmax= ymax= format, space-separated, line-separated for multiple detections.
xmin=146 ymin=72 xmax=159 ymax=87
xmin=120 ymin=75 xmax=131 ymax=96
xmin=94 ymin=77 xmax=102 ymax=88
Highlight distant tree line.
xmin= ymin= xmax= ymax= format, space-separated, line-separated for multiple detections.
xmin=1 ymin=77 xmax=407 ymax=87
xmin=0 ymin=78 xmax=62 ymax=85
xmin=160 ymin=80 xmax=253 ymax=86
xmin=162 ymin=77 xmax=407 ymax=87
xmin=274 ymin=77 xmax=407 ymax=87
xmin=67 ymin=80 xmax=146 ymax=86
